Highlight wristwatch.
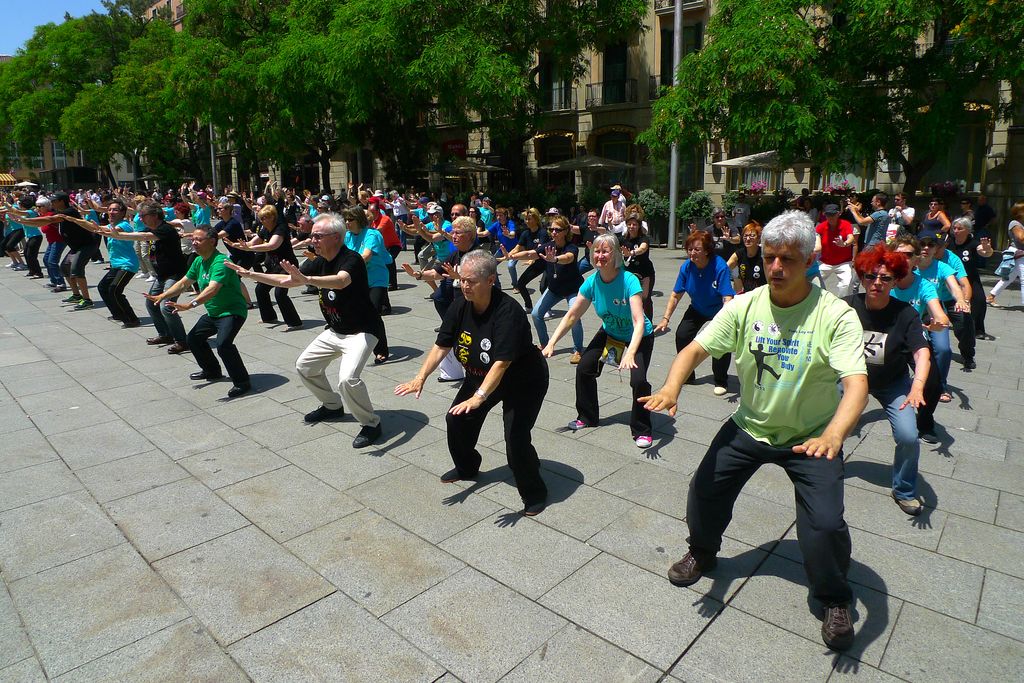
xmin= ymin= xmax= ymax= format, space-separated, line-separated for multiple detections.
xmin=190 ymin=300 xmax=199 ymax=309
xmin=474 ymin=388 xmax=487 ymax=399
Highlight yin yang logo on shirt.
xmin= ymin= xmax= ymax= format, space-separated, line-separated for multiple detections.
xmin=752 ymin=320 xmax=765 ymax=333
xmin=768 ymin=322 xmax=780 ymax=335
xmin=481 ymin=338 xmax=492 ymax=351
xmin=327 ymin=291 xmax=336 ymax=301
xmin=480 ymin=351 xmax=490 ymax=364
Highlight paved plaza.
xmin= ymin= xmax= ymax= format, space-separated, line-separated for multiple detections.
xmin=1 ymin=248 xmax=1022 ymax=682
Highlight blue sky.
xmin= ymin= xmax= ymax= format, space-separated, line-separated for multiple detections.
xmin=1 ymin=1 xmax=109 ymax=55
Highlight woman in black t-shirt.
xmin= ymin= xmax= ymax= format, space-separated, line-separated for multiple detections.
xmin=950 ymin=217 xmax=994 ymax=339
xmin=505 ymin=208 xmax=548 ymax=312
xmin=396 ymin=249 xmax=550 ymax=516
xmin=621 ymin=213 xmax=655 ymax=320
xmin=227 ymin=204 xmax=301 ymax=328
xmin=726 ymin=221 xmax=767 ymax=293
xmin=527 ymin=216 xmax=585 ymax=364
xmin=846 ymin=245 xmax=932 ymax=516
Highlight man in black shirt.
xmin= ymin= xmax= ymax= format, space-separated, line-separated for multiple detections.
xmin=19 ymin=193 xmax=96 ymax=308
xmin=226 ymin=212 xmax=384 ymax=449
xmin=107 ymin=200 xmax=190 ymax=353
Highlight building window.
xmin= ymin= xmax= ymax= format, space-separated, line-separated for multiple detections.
xmin=659 ymin=23 xmax=703 ymax=86
xmin=30 ymin=144 xmax=43 ymax=169
xmin=921 ymin=122 xmax=988 ymax=193
xmin=51 ymin=140 xmax=67 ymax=170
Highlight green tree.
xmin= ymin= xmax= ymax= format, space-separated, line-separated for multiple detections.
xmin=642 ymin=0 xmax=1023 ymax=193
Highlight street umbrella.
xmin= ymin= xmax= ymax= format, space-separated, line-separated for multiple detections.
xmin=14 ymin=180 xmax=38 ymax=187
xmin=538 ymin=156 xmax=635 ymax=172
xmin=451 ymin=158 xmax=508 ymax=172
xmin=712 ymin=150 xmax=813 ymax=171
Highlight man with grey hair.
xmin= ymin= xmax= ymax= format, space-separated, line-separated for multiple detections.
xmin=642 ymin=210 xmax=868 ymax=651
xmin=226 ymin=212 xmax=384 ymax=449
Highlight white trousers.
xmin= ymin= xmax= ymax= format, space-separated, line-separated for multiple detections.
xmin=295 ymin=329 xmax=380 ymax=427
xmin=819 ymin=261 xmax=855 ymax=298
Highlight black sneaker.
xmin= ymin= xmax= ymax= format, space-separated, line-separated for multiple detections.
xmin=962 ymin=358 xmax=977 ymax=371
xmin=919 ymin=430 xmax=939 ymax=445
xmin=304 ymin=405 xmax=344 ymax=423
xmin=821 ymin=604 xmax=854 ymax=650
xmin=190 ymin=371 xmax=223 ymax=381
xmin=522 ymin=501 xmax=546 ymax=517
xmin=227 ymin=383 xmax=251 ymax=399
xmin=440 ymin=468 xmax=478 ymax=483
xmin=73 ymin=299 xmax=94 ymax=310
xmin=352 ymin=423 xmax=382 ymax=448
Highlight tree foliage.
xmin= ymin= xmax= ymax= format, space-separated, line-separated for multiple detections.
xmin=642 ymin=0 xmax=1023 ymax=192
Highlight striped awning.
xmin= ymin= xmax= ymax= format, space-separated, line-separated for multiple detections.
xmin=0 ymin=173 xmax=16 ymax=185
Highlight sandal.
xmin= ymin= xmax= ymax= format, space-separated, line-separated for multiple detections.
xmin=938 ymin=392 xmax=952 ymax=403
xmin=374 ymin=354 xmax=389 ymax=365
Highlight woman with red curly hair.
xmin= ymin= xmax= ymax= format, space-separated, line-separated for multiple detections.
xmin=846 ymin=244 xmax=932 ymax=516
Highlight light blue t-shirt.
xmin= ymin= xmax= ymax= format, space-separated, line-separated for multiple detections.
xmin=191 ymin=205 xmax=211 ymax=227
xmin=4 ymin=213 xmax=23 ymax=236
xmin=428 ymin=220 xmax=454 ymax=261
xmin=479 ymin=206 xmax=494 ymax=226
xmin=863 ymin=210 xmax=888 ymax=247
xmin=18 ymin=210 xmax=42 ymax=238
xmin=938 ymin=250 xmax=967 ymax=279
xmin=579 ymin=269 xmax=654 ymax=342
xmin=308 ymin=207 xmax=319 ymax=220
xmin=916 ymin=260 xmax=957 ymax=302
xmin=672 ymin=255 xmax=735 ymax=318
xmin=344 ymin=228 xmax=392 ymax=289
xmin=891 ymin=273 xmax=938 ymax=318
xmin=107 ymin=220 xmax=140 ymax=272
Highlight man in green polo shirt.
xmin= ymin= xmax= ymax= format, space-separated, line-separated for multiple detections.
xmin=148 ymin=226 xmax=251 ymax=398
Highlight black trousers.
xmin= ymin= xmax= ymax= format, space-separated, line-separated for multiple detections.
xmin=97 ymin=268 xmax=139 ymax=323
xmin=367 ymin=286 xmax=390 ymax=357
xmin=186 ymin=314 xmax=250 ymax=386
xmin=445 ymin=363 xmax=549 ymax=506
xmin=516 ymin=259 xmax=547 ymax=310
xmin=675 ymin=305 xmax=731 ymax=387
xmin=687 ymin=419 xmax=853 ymax=606
xmin=943 ymin=300 xmax=975 ymax=363
xmin=255 ymin=281 xmax=301 ymax=326
xmin=968 ymin=278 xmax=988 ymax=335
xmin=575 ymin=330 xmax=654 ymax=437
xmin=914 ymin=341 xmax=944 ymax=434
xmin=23 ymin=235 xmax=43 ymax=275
xmin=387 ymin=245 xmax=401 ymax=289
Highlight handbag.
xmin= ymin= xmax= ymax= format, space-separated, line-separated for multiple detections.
xmin=995 ymin=249 xmax=1016 ymax=280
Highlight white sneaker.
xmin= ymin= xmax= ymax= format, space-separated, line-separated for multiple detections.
xmin=146 ymin=275 xmax=156 ymax=282
xmin=713 ymin=386 xmax=728 ymax=396
xmin=134 ymin=272 xmax=145 ymax=279
xmin=635 ymin=435 xmax=653 ymax=449
xmin=543 ymin=311 xmax=556 ymax=321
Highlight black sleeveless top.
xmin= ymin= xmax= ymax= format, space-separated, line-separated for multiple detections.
xmin=736 ymin=247 xmax=766 ymax=293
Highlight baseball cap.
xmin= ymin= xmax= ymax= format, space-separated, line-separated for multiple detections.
xmin=319 ymin=195 xmax=332 ymax=203
xmin=427 ymin=203 xmax=443 ymax=215
xmin=368 ymin=197 xmax=385 ymax=209
xmin=545 ymin=207 xmax=560 ymax=216
xmin=823 ymin=204 xmax=840 ymax=215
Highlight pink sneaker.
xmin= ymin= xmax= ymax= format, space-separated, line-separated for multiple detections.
xmin=567 ymin=419 xmax=590 ymax=431
xmin=634 ymin=435 xmax=653 ymax=449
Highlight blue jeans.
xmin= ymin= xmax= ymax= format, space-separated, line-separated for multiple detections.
xmin=929 ymin=326 xmax=951 ymax=391
xmin=43 ymin=242 xmax=66 ymax=285
xmin=578 ymin=255 xmax=593 ymax=275
xmin=872 ymin=375 xmax=921 ymax=499
xmin=146 ymin=276 xmax=187 ymax=343
xmin=505 ymin=259 xmax=518 ymax=289
xmin=531 ymin=289 xmax=583 ymax=351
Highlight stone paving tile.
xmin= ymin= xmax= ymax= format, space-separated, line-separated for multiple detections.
xmin=97 ymin=380 xmax=180 ymax=411
xmin=15 ymin=386 xmax=103 ymax=414
xmin=977 ymin=569 xmax=1024 ymax=643
xmin=104 ymin=479 xmax=249 ymax=561
xmin=588 ymin=505 xmax=767 ymax=603
xmin=53 ymin=619 xmax=247 ymax=683
xmin=177 ymin=440 xmax=289 ymax=490
xmin=540 ymin=553 xmax=718 ymax=670
xmin=842 ymin=485 xmax=947 ymax=551
xmin=0 ymin=403 xmax=32 ymax=435
xmin=75 ymin=451 xmax=191 ymax=503
xmin=230 ymin=592 xmax=445 ymax=682
xmin=153 ymin=526 xmax=335 ymax=646
xmin=669 ymin=606 xmax=836 ymax=682
xmin=996 ymin=491 xmax=1024 ymax=531
xmin=279 ymin=432 xmax=408 ymax=491
xmin=0 ymin=427 xmax=57 ymax=473
xmin=0 ymin=491 xmax=123 ymax=581
xmin=383 ymin=568 xmax=565 ymax=683
xmin=72 ymin=366 xmax=148 ymax=393
xmin=285 ymin=508 xmax=464 ymax=617
xmin=204 ymin=394 xmax=295 ymax=428
xmin=0 ymin=585 xmax=32 ymax=670
xmin=729 ymin=553 xmax=898 ymax=668
xmin=143 ymin=414 xmax=247 ymax=460
xmin=8 ymin=544 xmax=188 ymax=678
xmin=880 ymin=603 xmax=1024 ymax=682
xmin=47 ymin=421 xmax=154 ymax=470
xmin=775 ymin=528 xmax=984 ymax=622
xmin=0 ymin=657 xmax=46 ymax=683
xmin=952 ymin=454 xmax=1024 ymax=494
xmin=937 ymin=514 xmax=1024 ymax=580
xmin=348 ymin=465 xmax=501 ymax=544
xmin=592 ymin=460 xmax=692 ymax=520
xmin=439 ymin=511 xmax=600 ymax=599
xmin=236 ymin=412 xmax=338 ymax=451
xmin=499 ymin=623 xmax=661 ymax=683
xmin=218 ymin=465 xmax=363 ymax=541
xmin=0 ymin=461 xmax=82 ymax=513
xmin=480 ymin=473 xmax=634 ymax=542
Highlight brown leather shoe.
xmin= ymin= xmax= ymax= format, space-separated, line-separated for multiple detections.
xmin=821 ymin=604 xmax=854 ymax=650
xmin=667 ymin=552 xmax=716 ymax=587
xmin=146 ymin=336 xmax=172 ymax=345
xmin=166 ymin=342 xmax=189 ymax=355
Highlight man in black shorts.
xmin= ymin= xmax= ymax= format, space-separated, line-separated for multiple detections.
xmin=19 ymin=193 xmax=97 ymax=309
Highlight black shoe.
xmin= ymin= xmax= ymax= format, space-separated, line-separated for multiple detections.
xmin=121 ymin=321 xmax=140 ymax=329
xmin=190 ymin=371 xmax=223 ymax=381
xmin=304 ymin=405 xmax=344 ymax=423
xmin=976 ymin=333 xmax=996 ymax=341
xmin=227 ymin=383 xmax=251 ymax=399
xmin=522 ymin=501 xmax=547 ymax=517
xmin=919 ymin=430 xmax=939 ymax=444
xmin=440 ymin=467 xmax=478 ymax=483
xmin=821 ymin=604 xmax=855 ymax=651
xmin=352 ymin=423 xmax=382 ymax=448
xmin=962 ymin=358 xmax=977 ymax=370
xmin=667 ymin=552 xmax=717 ymax=587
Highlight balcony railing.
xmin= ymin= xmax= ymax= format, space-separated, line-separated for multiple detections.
xmin=585 ymin=79 xmax=638 ymax=108
xmin=175 ymin=4 xmax=186 ymax=19
xmin=655 ymin=0 xmax=708 ymax=15
xmin=649 ymin=75 xmax=673 ymax=101
xmin=541 ymin=87 xmax=577 ymax=112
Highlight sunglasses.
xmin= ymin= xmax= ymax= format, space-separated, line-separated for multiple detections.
xmin=862 ymin=273 xmax=895 ymax=283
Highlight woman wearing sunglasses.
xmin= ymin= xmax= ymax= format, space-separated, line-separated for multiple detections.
xmin=847 ymin=244 xmax=933 ymax=516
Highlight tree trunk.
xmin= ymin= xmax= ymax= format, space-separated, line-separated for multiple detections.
xmin=901 ymin=157 xmax=935 ymax=196
xmin=319 ymin=144 xmax=333 ymax=193
xmin=103 ymin=161 xmax=116 ymax=188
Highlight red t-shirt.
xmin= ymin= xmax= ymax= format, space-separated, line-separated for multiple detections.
xmin=815 ymin=219 xmax=854 ymax=265
xmin=38 ymin=210 xmax=63 ymax=243
xmin=372 ymin=213 xmax=401 ymax=249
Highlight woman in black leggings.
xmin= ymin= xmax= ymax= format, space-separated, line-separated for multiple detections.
xmin=506 ymin=208 xmax=548 ymax=312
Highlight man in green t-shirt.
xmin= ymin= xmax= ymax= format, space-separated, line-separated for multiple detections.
xmin=643 ymin=210 xmax=868 ymax=652
xmin=148 ymin=226 xmax=251 ymax=398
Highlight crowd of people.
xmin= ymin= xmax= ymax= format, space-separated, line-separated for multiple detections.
xmin=2 ymin=178 xmax=1021 ymax=654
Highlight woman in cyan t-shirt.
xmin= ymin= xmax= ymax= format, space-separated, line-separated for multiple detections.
xmin=543 ymin=233 xmax=656 ymax=449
